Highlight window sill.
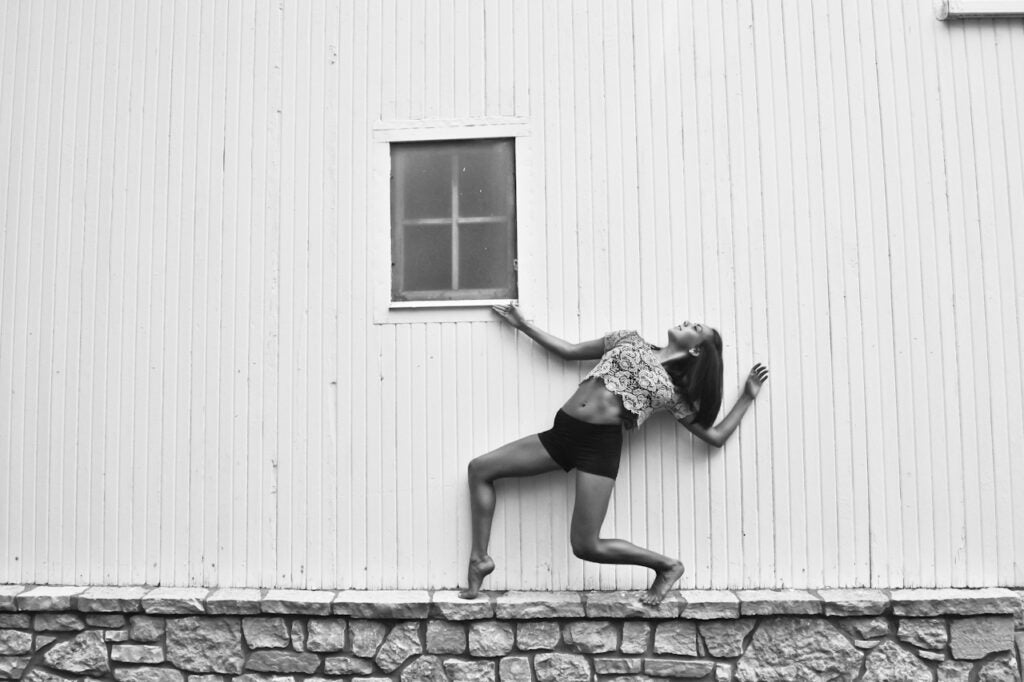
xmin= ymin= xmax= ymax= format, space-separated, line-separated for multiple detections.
xmin=936 ymin=0 xmax=1024 ymax=18
xmin=375 ymin=299 xmax=517 ymax=324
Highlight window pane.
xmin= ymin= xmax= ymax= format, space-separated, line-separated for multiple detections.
xmin=403 ymin=224 xmax=452 ymax=291
xmin=398 ymin=146 xmax=452 ymax=219
xmin=457 ymin=141 xmax=513 ymax=217
xmin=459 ymin=222 xmax=510 ymax=290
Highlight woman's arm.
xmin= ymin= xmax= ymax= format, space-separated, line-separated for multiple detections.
xmin=492 ymin=304 xmax=604 ymax=360
xmin=680 ymin=363 xmax=769 ymax=448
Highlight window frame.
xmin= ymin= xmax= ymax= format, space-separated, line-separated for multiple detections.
xmin=390 ymin=138 xmax=518 ymax=303
xmin=371 ymin=118 xmax=536 ymax=324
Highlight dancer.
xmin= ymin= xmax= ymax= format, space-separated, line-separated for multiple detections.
xmin=458 ymin=304 xmax=769 ymax=605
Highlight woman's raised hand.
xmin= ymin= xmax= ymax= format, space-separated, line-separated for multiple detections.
xmin=492 ymin=302 xmax=528 ymax=329
xmin=744 ymin=363 xmax=770 ymax=398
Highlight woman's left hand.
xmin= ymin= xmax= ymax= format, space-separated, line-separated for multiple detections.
xmin=744 ymin=363 xmax=769 ymax=398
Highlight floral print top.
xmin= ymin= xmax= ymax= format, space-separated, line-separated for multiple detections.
xmin=582 ymin=330 xmax=696 ymax=429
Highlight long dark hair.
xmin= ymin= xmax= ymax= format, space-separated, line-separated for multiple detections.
xmin=660 ymin=329 xmax=723 ymax=428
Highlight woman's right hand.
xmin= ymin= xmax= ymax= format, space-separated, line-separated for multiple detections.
xmin=492 ymin=303 xmax=528 ymax=329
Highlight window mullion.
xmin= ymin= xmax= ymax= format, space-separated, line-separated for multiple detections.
xmin=451 ymin=153 xmax=459 ymax=290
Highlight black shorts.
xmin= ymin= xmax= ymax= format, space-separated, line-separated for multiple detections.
xmin=538 ymin=409 xmax=624 ymax=480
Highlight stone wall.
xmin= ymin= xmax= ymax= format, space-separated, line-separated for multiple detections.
xmin=0 ymin=585 xmax=1022 ymax=681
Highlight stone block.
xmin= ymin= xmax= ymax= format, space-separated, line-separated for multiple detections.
xmin=186 ymin=676 xmax=224 ymax=682
xmin=85 ymin=614 xmax=126 ymax=628
xmin=594 ymin=658 xmax=642 ymax=674
xmin=245 ymin=651 xmax=321 ymax=674
xmin=855 ymin=639 xmax=883 ymax=649
xmin=735 ymin=590 xmax=822 ymax=616
xmin=734 ymin=617 xmax=864 ymax=682
xmin=323 ymin=655 xmax=375 ymax=676
xmin=232 ymin=675 xmax=298 ymax=682
xmin=862 ymin=640 xmax=931 ymax=682
xmin=42 ymin=631 xmax=110 ymax=676
xmin=113 ymin=668 xmax=185 ymax=682
xmin=430 ymin=591 xmax=493 ymax=621
xmin=621 ymin=621 xmax=651 ymax=654
xmin=34 ymin=634 xmax=57 ymax=649
xmin=897 ymin=617 xmax=948 ymax=650
xmin=289 ymin=621 xmax=305 ymax=652
xmin=644 ymin=658 xmax=715 ymax=678
xmin=402 ymin=655 xmax=448 ymax=682
xmin=75 ymin=586 xmax=148 ymax=613
xmin=836 ymin=616 xmax=890 ymax=640
xmin=678 ymin=590 xmax=741 ymax=620
xmin=891 ymin=588 xmax=1019 ymax=617
xmin=130 ymin=615 xmax=166 ymax=643
xmin=715 ymin=663 xmax=734 ymax=682
xmin=165 ymin=616 xmax=244 ymax=675
xmin=533 ymin=654 xmax=591 ymax=682
xmin=349 ymin=620 xmax=387 ymax=657
xmin=23 ymin=669 xmax=75 ymax=682
xmin=104 ymin=629 xmax=130 ymax=642
xmin=818 ymin=589 xmax=889 ymax=616
xmin=950 ymin=616 xmax=1014 ymax=660
xmin=375 ymin=622 xmax=422 ymax=673
xmin=205 ymin=590 xmax=263 ymax=616
xmin=515 ymin=621 xmax=560 ymax=651
xmin=0 ymin=655 xmax=31 ymax=679
xmin=563 ymin=621 xmax=617 ymax=654
xmin=242 ymin=618 xmax=289 ymax=649
xmin=16 ymin=587 xmax=87 ymax=612
xmin=0 ymin=588 xmax=26 ymax=612
xmin=654 ymin=621 xmax=698 ymax=656
xmin=426 ymin=620 xmax=465 ymax=654
xmin=1014 ymin=590 xmax=1024 ymax=629
xmin=306 ymin=618 xmax=346 ymax=653
xmin=0 ymin=617 xmax=28 ymax=630
xmin=261 ymin=590 xmax=334 ymax=616
xmin=469 ymin=621 xmax=515 ymax=657
xmin=495 ymin=592 xmax=584 ymax=619
xmin=937 ymin=660 xmax=974 ymax=682
xmin=142 ymin=588 xmax=209 ymax=615
xmin=584 ymin=591 xmax=680 ymax=619
xmin=111 ymin=643 xmax=165 ymax=663
xmin=493 ymin=589 xmax=585 ymax=622
xmin=332 ymin=591 xmax=430 ymax=619
xmin=32 ymin=614 xmax=85 ymax=632
xmin=0 ymin=631 xmax=32 ymax=656
xmin=919 ymin=650 xmax=947 ymax=662
xmin=977 ymin=653 xmax=1019 ymax=681
xmin=498 ymin=656 xmax=532 ymax=682
xmin=442 ymin=659 xmax=495 ymax=682
xmin=699 ymin=619 xmax=756 ymax=657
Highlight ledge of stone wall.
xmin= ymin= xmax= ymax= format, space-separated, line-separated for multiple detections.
xmin=1 ymin=586 xmax=1020 ymax=620
xmin=0 ymin=585 xmax=1021 ymax=682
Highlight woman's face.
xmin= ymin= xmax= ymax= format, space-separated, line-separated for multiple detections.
xmin=668 ymin=320 xmax=715 ymax=350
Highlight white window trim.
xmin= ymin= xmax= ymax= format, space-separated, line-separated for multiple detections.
xmin=935 ymin=0 xmax=1024 ymax=18
xmin=370 ymin=117 xmax=537 ymax=324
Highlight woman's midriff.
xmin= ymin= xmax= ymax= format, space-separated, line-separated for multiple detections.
xmin=560 ymin=376 xmax=629 ymax=425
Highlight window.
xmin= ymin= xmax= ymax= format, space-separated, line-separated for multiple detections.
xmin=390 ymin=138 xmax=517 ymax=302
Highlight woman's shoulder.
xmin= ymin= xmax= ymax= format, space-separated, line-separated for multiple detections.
xmin=605 ymin=329 xmax=646 ymax=347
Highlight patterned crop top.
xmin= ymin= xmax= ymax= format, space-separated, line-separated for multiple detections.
xmin=582 ymin=330 xmax=697 ymax=430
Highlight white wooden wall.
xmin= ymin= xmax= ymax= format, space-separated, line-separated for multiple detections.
xmin=2 ymin=0 xmax=1023 ymax=591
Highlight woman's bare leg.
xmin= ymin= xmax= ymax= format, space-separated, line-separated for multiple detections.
xmin=459 ymin=434 xmax=563 ymax=599
xmin=570 ymin=471 xmax=685 ymax=606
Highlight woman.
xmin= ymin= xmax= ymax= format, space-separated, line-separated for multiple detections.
xmin=458 ymin=304 xmax=769 ymax=605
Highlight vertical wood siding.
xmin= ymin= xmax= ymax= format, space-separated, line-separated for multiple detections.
xmin=1 ymin=0 xmax=1023 ymax=590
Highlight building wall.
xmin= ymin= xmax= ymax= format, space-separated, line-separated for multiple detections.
xmin=1 ymin=0 xmax=1023 ymax=590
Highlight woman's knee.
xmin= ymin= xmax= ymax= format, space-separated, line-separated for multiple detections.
xmin=570 ymin=533 xmax=602 ymax=561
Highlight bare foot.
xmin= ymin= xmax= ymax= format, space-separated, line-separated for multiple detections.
xmin=458 ymin=555 xmax=495 ymax=599
xmin=640 ymin=561 xmax=685 ymax=606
